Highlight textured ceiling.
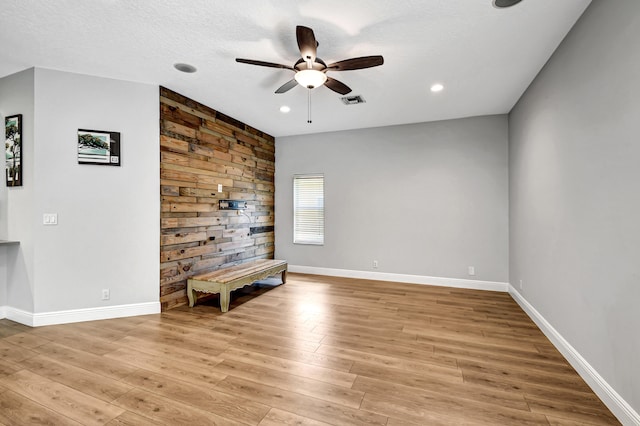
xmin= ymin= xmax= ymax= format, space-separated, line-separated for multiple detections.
xmin=0 ymin=0 xmax=591 ymax=137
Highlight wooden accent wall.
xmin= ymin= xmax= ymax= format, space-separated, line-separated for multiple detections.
xmin=160 ymin=87 xmax=275 ymax=310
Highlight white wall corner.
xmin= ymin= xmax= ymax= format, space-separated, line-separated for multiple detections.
xmin=509 ymin=286 xmax=640 ymax=426
xmin=4 ymin=302 xmax=160 ymax=327
xmin=289 ymin=265 xmax=509 ymax=292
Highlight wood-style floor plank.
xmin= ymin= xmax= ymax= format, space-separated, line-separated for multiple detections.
xmin=120 ymin=369 xmax=270 ymax=425
xmin=103 ymin=347 xmax=226 ymax=387
xmin=0 ymin=273 xmax=621 ymax=425
xmin=33 ymin=342 xmax=139 ymax=381
xmin=349 ymin=360 xmax=463 ymax=387
xmin=525 ymin=394 xmax=620 ymax=425
xmin=19 ymin=355 xmax=133 ymax=403
xmin=2 ymin=330 xmax=52 ymax=350
xmin=112 ymin=388 xmax=246 ymax=426
xmin=229 ymin=339 xmax=354 ymax=372
xmin=219 ymin=347 xmax=356 ymax=387
xmin=28 ymin=326 xmax=116 ymax=356
xmin=212 ymin=358 xmax=365 ymax=408
xmin=0 ymin=359 xmax=22 ymax=380
xmin=105 ymin=411 xmax=159 ymax=426
xmin=216 ymin=376 xmax=387 ymax=426
xmin=352 ymin=374 xmax=531 ymax=412
xmin=113 ymin=335 xmax=225 ymax=362
xmin=258 ymin=408 xmax=332 ymax=426
xmin=0 ymin=340 xmax=38 ymax=364
xmin=0 ymin=370 xmax=124 ymax=425
xmin=315 ymin=343 xmax=458 ymax=371
xmin=0 ymin=390 xmax=84 ymax=426
xmin=361 ymin=390 xmax=549 ymax=425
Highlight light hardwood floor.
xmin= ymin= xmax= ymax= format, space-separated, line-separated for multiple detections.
xmin=0 ymin=273 xmax=620 ymax=425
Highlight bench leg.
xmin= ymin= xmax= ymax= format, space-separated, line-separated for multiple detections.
xmin=189 ymin=289 xmax=199 ymax=307
xmin=187 ymin=282 xmax=197 ymax=307
xmin=220 ymin=289 xmax=230 ymax=313
xmin=282 ymin=269 xmax=287 ymax=284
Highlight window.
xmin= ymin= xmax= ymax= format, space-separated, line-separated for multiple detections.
xmin=293 ymin=174 xmax=324 ymax=245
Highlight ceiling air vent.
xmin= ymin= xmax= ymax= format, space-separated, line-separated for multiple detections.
xmin=340 ymin=95 xmax=366 ymax=105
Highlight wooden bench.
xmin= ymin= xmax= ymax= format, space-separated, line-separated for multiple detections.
xmin=187 ymin=259 xmax=287 ymax=312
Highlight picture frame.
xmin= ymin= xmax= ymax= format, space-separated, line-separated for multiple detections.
xmin=77 ymin=129 xmax=120 ymax=166
xmin=5 ymin=114 xmax=23 ymax=187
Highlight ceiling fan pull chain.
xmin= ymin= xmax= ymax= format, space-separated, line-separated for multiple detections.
xmin=307 ymin=89 xmax=312 ymax=124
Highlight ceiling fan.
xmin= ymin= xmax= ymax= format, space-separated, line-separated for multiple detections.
xmin=236 ymin=25 xmax=384 ymax=95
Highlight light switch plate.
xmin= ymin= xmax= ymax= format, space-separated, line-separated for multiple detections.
xmin=43 ymin=213 xmax=58 ymax=225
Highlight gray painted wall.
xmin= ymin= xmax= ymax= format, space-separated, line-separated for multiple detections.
xmin=0 ymin=68 xmax=35 ymax=312
xmin=0 ymin=68 xmax=160 ymax=316
xmin=31 ymin=68 xmax=160 ymax=313
xmin=509 ymin=0 xmax=640 ymax=413
xmin=276 ymin=115 xmax=509 ymax=283
xmin=0 ymin=247 xmax=6 ymax=306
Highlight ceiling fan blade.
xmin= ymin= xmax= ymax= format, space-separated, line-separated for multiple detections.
xmin=296 ymin=25 xmax=317 ymax=64
xmin=275 ymin=79 xmax=298 ymax=94
xmin=236 ymin=58 xmax=294 ymax=71
xmin=325 ymin=77 xmax=352 ymax=95
xmin=327 ymin=55 xmax=384 ymax=71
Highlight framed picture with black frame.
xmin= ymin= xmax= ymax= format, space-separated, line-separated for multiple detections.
xmin=77 ymin=129 xmax=121 ymax=166
xmin=5 ymin=114 xmax=23 ymax=186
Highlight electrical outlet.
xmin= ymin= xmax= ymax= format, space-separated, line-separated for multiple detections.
xmin=373 ymin=260 xmax=378 ymax=269
xmin=217 ymin=184 xmax=223 ymax=192
xmin=101 ymin=289 xmax=110 ymax=300
xmin=519 ymin=280 xmax=523 ymax=290
xmin=468 ymin=266 xmax=475 ymax=276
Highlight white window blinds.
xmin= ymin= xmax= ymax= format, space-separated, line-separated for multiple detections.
xmin=293 ymin=174 xmax=324 ymax=245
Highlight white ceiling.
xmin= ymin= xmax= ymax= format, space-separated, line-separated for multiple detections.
xmin=0 ymin=0 xmax=591 ymax=137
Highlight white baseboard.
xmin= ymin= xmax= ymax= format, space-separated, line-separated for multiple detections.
xmin=509 ymin=286 xmax=639 ymax=426
xmin=0 ymin=305 xmax=6 ymax=319
xmin=288 ymin=265 xmax=509 ymax=292
xmin=4 ymin=306 xmax=33 ymax=326
xmin=1 ymin=302 xmax=160 ymax=327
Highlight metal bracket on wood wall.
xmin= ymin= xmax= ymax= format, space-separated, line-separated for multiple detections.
xmin=219 ymin=200 xmax=248 ymax=210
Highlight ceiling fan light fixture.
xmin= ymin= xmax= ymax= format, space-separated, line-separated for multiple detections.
xmin=431 ymin=83 xmax=444 ymax=93
xmin=294 ymin=69 xmax=327 ymax=89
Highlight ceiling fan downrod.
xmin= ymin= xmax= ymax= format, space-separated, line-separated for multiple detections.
xmin=307 ymin=89 xmax=312 ymax=124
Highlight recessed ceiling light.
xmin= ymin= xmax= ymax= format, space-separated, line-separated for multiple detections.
xmin=174 ymin=63 xmax=197 ymax=73
xmin=493 ymin=0 xmax=523 ymax=8
xmin=280 ymin=105 xmax=291 ymax=113
xmin=430 ymin=83 xmax=444 ymax=93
